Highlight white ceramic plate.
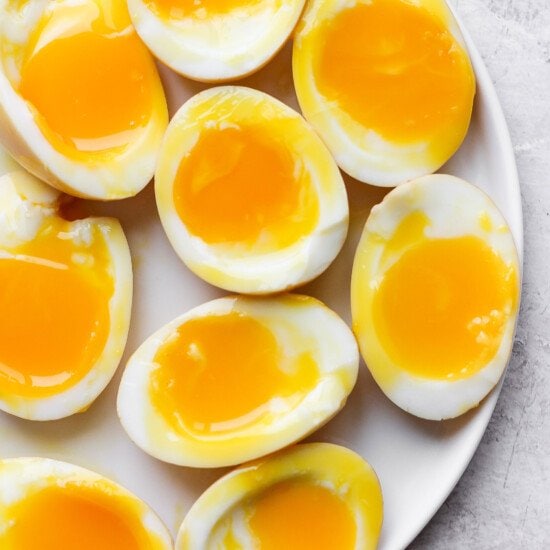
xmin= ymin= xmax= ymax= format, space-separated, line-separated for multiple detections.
xmin=0 ymin=13 xmax=521 ymax=550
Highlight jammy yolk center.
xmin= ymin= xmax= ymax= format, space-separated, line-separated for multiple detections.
xmin=2 ymin=485 xmax=148 ymax=550
xmin=150 ymin=312 xmax=318 ymax=432
xmin=19 ymin=25 xmax=155 ymax=151
xmin=315 ymin=0 xmax=475 ymax=144
xmin=173 ymin=125 xmax=319 ymax=250
xmin=145 ymin=0 xmax=261 ymax=18
xmin=373 ymin=236 xmax=518 ymax=379
xmin=0 ymin=220 xmax=112 ymax=398
xmin=249 ymin=480 xmax=356 ymax=550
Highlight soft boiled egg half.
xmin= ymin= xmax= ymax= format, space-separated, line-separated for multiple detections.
xmin=155 ymin=86 xmax=349 ymax=294
xmin=293 ymin=0 xmax=476 ymax=186
xmin=0 ymin=457 xmax=172 ymax=550
xmin=0 ymin=145 xmax=19 ymax=176
xmin=118 ymin=295 xmax=358 ymax=468
xmin=128 ymin=0 xmax=306 ymax=82
xmin=0 ymin=171 xmax=132 ymax=420
xmin=0 ymin=0 xmax=168 ymax=199
xmin=351 ymin=175 xmax=520 ymax=420
xmin=176 ymin=443 xmax=383 ymax=550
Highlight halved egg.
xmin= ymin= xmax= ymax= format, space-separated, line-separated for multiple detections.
xmin=155 ymin=86 xmax=349 ymax=294
xmin=117 ymin=295 xmax=358 ymax=467
xmin=351 ymin=175 xmax=520 ymax=420
xmin=293 ymin=0 xmax=476 ymax=186
xmin=0 ymin=171 xmax=132 ymax=420
xmin=0 ymin=145 xmax=18 ymax=176
xmin=0 ymin=0 xmax=168 ymax=200
xmin=0 ymin=457 xmax=172 ymax=550
xmin=176 ymin=443 xmax=383 ymax=550
xmin=127 ymin=0 xmax=306 ymax=82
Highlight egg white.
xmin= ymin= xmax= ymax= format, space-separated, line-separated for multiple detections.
xmin=351 ymin=174 xmax=521 ymax=420
xmin=128 ymin=0 xmax=305 ymax=82
xmin=118 ymin=295 xmax=359 ymax=468
xmin=0 ymin=457 xmax=172 ymax=548
xmin=155 ymin=86 xmax=349 ymax=295
xmin=0 ymin=171 xmax=133 ymax=420
xmin=0 ymin=0 xmax=168 ymax=200
xmin=293 ymin=0 xmax=475 ymax=186
xmin=176 ymin=443 xmax=383 ymax=550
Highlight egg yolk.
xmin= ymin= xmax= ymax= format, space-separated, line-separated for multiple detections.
xmin=2 ymin=484 xmax=151 ymax=550
xmin=145 ymin=0 xmax=261 ymax=19
xmin=373 ymin=233 xmax=518 ymax=380
xmin=150 ymin=312 xmax=319 ymax=433
xmin=249 ymin=480 xmax=356 ymax=550
xmin=173 ymin=125 xmax=319 ymax=251
xmin=315 ymin=0 xmax=475 ymax=148
xmin=0 ymin=218 xmax=112 ymax=398
xmin=19 ymin=9 xmax=156 ymax=154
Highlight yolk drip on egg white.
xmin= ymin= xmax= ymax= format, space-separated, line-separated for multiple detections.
xmin=150 ymin=312 xmax=319 ymax=433
xmin=18 ymin=1 xmax=158 ymax=159
xmin=173 ymin=124 xmax=319 ymax=251
xmin=144 ymin=0 xmax=262 ymax=19
xmin=372 ymin=213 xmax=518 ymax=380
xmin=2 ymin=484 xmax=149 ymax=550
xmin=0 ymin=217 xmax=112 ymax=399
xmin=314 ymin=0 xmax=474 ymax=159
xmin=247 ymin=480 xmax=356 ymax=550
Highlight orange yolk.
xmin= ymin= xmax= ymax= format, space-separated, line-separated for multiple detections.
xmin=19 ymin=16 xmax=156 ymax=153
xmin=173 ymin=125 xmax=319 ymax=250
xmin=150 ymin=312 xmax=319 ymax=433
xmin=2 ymin=484 xmax=152 ymax=550
xmin=0 ymin=218 xmax=112 ymax=398
xmin=145 ymin=0 xmax=261 ymax=19
xmin=249 ymin=480 xmax=356 ymax=550
xmin=315 ymin=0 xmax=475 ymax=146
xmin=373 ymin=235 xmax=518 ymax=380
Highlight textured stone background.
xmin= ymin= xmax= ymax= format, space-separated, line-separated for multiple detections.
xmin=411 ymin=0 xmax=550 ymax=548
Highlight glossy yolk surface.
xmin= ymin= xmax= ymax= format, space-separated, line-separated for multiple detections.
xmin=173 ymin=125 xmax=319 ymax=250
xmin=249 ymin=480 xmax=356 ymax=550
xmin=19 ymin=15 xmax=156 ymax=153
xmin=373 ymin=235 xmax=518 ymax=379
xmin=2 ymin=484 xmax=149 ymax=550
xmin=145 ymin=0 xmax=262 ymax=19
xmin=315 ymin=0 xmax=475 ymax=145
xmin=150 ymin=312 xmax=319 ymax=433
xmin=0 ymin=218 xmax=112 ymax=398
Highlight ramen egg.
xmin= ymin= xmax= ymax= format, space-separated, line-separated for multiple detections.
xmin=351 ymin=175 xmax=520 ymax=419
xmin=118 ymin=295 xmax=358 ymax=467
xmin=0 ymin=171 xmax=132 ymax=420
xmin=155 ymin=86 xmax=349 ymax=294
xmin=128 ymin=0 xmax=306 ymax=82
xmin=0 ymin=0 xmax=168 ymax=199
xmin=293 ymin=0 xmax=476 ymax=186
xmin=0 ymin=457 xmax=172 ymax=550
xmin=176 ymin=443 xmax=383 ymax=550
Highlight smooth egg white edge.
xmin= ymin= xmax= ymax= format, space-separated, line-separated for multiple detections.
xmin=351 ymin=174 xmax=521 ymax=420
xmin=0 ymin=457 xmax=173 ymax=548
xmin=0 ymin=171 xmax=133 ymax=421
xmin=155 ymin=86 xmax=349 ymax=295
xmin=128 ymin=0 xmax=306 ymax=82
xmin=117 ymin=295 xmax=359 ymax=468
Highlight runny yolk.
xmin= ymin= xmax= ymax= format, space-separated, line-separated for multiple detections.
xmin=2 ymin=484 xmax=150 ymax=550
xmin=315 ymin=0 xmax=475 ymax=146
xmin=249 ymin=480 xmax=356 ymax=550
xmin=145 ymin=0 xmax=261 ymax=19
xmin=150 ymin=312 xmax=319 ymax=433
xmin=373 ymin=235 xmax=518 ymax=380
xmin=172 ymin=125 xmax=319 ymax=250
xmin=19 ymin=21 xmax=156 ymax=153
xmin=0 ymin=218 xmax=112 ymax=398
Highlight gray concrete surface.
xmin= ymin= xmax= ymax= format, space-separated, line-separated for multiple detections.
xmin=411 ymin=0 xmax=550 ymax=548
